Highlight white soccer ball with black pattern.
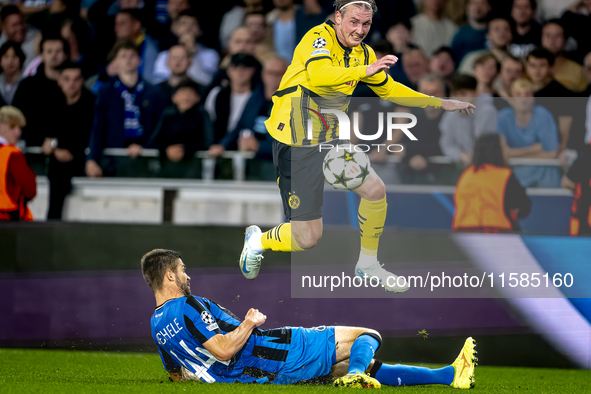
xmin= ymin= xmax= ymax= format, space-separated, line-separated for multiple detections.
xmin=323 ymin=145 xmax=370 ymax=191
xmin=312 ymin=37 xmax=327 ymax=48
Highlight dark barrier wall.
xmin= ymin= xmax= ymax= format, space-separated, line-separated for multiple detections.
xmin=322 ymin=190 xmax=572 ymax=235
xmin=0 ymin=223 xmax=575 ymax=367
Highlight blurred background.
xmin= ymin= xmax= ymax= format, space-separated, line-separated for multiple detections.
xmin=1 ymin=0 xmax=591 ymax=371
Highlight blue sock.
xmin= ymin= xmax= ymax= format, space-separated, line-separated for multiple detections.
xmin=373 ymin=361 xmax=455 ymax=386
xmin=348 ymin=334 xmax=380 ymax=374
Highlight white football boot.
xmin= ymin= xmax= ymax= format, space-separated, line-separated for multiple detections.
xmin=239 ymin=225 xmax=264 ymax=279
xmin=355 ymin=261 xmax=410 ymax=293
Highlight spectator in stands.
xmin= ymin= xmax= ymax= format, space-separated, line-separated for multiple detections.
xmin=0 ymin=106 xmax=35 ymax=221
xmin=0 ymin=42 xmax=25 ymax=106
xmin=214 ymin=56 xmax=289 ymax=161
xmin=153 ymin=11 xmax=219 ymax=86
xmin=541 ymin=20 xmax=586 ymax=92
xmin=295 ymin=0 xmax=328 ymax=43
xmin=220 ymin=0 xmax=264 ymax=51
xmin=219 ymin=27 xmax=256 ymax=69
xmin=206 ymin=53 xmax=259 ymax=155
xmin=27 ymin=0 xmax=80 ymax=33
xmin=562 ymin=144 xmax=591 ymax=236
xmin=440 ymin=74 xmax=498 ymax=165
xmin=497 ymin=78 xmax=560 ymax=187
xmin=401 ymin=48 xmax=430 ymax=91
xmin=86 ymin=39 xmax=164 ymax=178
xmin=525 ymin=48 xmax=573 ymax=97
xmin=60 ymin=18 xmax=95 ymax=79
xmin=245 ymin=11 xmax=276 ymax=65
xmin=537 ymin=0 xmax=578 ymax=22
xmin=43 ymin=61 xmax=95 ymax=220
xmin=0 ymin=6 xmax=40 ymax=68
xmin=430 ymin=47 xmax=457 ymax=79
xmin=149 ymin=80 xmax=212 ymax=175
xmin=473 ymin=53 xmax=500 ymax=96
xmin=267 ymin=0 xmax=298 ymax=62
xmin=88 ymin=2 xmax=158 ymax=82
xmin=509 ymin=0 xmax=541 ymax=59
xmin=451 ymin=0 xmax=490 ymax=63
xmin=452 ymin=132 xmax=531 ymax=232
xmin=154 ymin=0 xmax=191 ymax=50
xmin=385 ymin=20 xmax=413 ymax=55
xmin=400 ymin=73 xmax=447 ymax=184
xmin=12 ymin=34 xmax=69 ymax=146
xmin=494 ymin=55 xmax=524 ymax=98
xmin=525 ymin=47 xmax=576 ymax=154
xmin=459 ymin=16 xmax=512 ymax=74
xmin=559 ymin=1 xmax=591 ymax=64
xmin=410 ymin=0 xmax=458 ymax=57
xmin=157 ymin=45 xmax=200 ymax=108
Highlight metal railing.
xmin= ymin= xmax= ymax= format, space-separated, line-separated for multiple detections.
xmin=25 ymin=146 xmax=563 ymax=181
xmin=26 ymin=147 xmax=256 ymax=181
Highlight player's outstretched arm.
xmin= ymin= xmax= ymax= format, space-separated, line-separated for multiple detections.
xmin=202 ymin=308 xmax=266 ymax=361
xmin=441 ymin=99 xmax=476 ymax=116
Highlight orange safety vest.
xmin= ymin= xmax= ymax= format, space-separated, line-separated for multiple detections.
xmin=452 ymin=163 xmax=512 ymax=232
xmin=569 ymin=179 xmax=591 ymax=236
xmin=0 ymin=144 xmax=33 ymax=221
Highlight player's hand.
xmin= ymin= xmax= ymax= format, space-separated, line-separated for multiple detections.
xmin=86 ymin=160 xmax=103 ymax=178
xmin=441 ymin=100 xmax=475 ymax=115
xmin=166 ymin=144 xmax=185 ymax=162
xmin=245 ymin=308 xmax=266 ymax=328
xmin=54 ymin=148 xmax=74 ymax=163
xmin=128 ymin=143 xmax=143 ymax=158
xmin=366 ymin=55 xmax=398 ymax=78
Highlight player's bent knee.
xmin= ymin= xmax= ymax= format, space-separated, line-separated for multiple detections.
xmin=296 ymin=232 xmax=322 ymax=249
xmin=358 ymin=329 xmax=382 ymax=349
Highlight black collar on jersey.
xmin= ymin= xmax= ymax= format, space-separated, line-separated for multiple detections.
xmin=325 ymin=20 xmax=352 ymax=54
xmin=155 ymin=298 xmax=176 ymax=311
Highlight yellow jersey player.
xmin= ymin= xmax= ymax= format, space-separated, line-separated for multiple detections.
xmin=239 ymin=0 xmax=475 ymax=292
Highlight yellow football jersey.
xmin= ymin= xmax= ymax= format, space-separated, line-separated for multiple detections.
xmin=265 ymin=20 xmax=443 ymax=147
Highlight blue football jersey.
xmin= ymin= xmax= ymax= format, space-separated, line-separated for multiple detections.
xmin=151 ymin=296 xmax=293 ymax=383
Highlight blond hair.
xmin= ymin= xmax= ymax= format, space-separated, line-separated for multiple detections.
xmin=0 ymin=106 xmax=26 ymax=128
xmin=510 ymin=78 xmax=534 ymax=95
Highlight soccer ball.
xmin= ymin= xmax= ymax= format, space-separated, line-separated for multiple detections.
xmin=323 ymin=145 xmax=371 ymax=191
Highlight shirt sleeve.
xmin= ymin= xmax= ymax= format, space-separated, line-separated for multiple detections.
xmin=183 ymin=296 xmax=222 ymax=345
xmin=302 ymin=28 xmax=367 ymax=87
xmin=157 ymin=345 xmax=181 ymax=374
xmin=536 ymin=106 xmax=559 ymax=152
xmin=362 ymin=47 xmax=443 ymax=108
xmin=7 ymin=152 xmax=36 ymax=200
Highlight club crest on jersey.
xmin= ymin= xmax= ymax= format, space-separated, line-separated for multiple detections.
xmin=312 ymin=37 xmax=327 ymax=49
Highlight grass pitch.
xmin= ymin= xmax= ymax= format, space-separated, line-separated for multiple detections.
xmin=1 ymin=348 xmax=590 ymax=394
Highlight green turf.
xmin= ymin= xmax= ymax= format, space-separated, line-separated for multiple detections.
xmin=1 ymin=348 xmax=590 ymax=394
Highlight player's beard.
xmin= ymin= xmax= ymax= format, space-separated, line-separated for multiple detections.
xmin=176 ymin=276 xmax=191 ymax=297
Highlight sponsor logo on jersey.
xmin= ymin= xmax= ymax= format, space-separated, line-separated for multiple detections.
xmin=311 ymin=49 xmax=330 ymax=56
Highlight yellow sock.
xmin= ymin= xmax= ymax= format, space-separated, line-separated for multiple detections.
xmin=260 ymin=223 xmax=304 ymax=252
xmin=358 ymin=197 xmax=387 ymax=258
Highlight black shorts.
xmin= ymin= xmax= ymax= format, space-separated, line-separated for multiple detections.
xmin=273 ymin=139 xmax=331 ymax=221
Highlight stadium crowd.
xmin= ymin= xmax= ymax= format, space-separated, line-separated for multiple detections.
xmin=0 ymin=0 xmax=590 ymax=221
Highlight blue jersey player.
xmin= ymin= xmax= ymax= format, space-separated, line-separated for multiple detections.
xmin=141 ymin=249 xmax=477 ymax=388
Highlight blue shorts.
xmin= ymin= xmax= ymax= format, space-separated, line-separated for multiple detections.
xmin=272 ymin=326 xmax=337 ymax=385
